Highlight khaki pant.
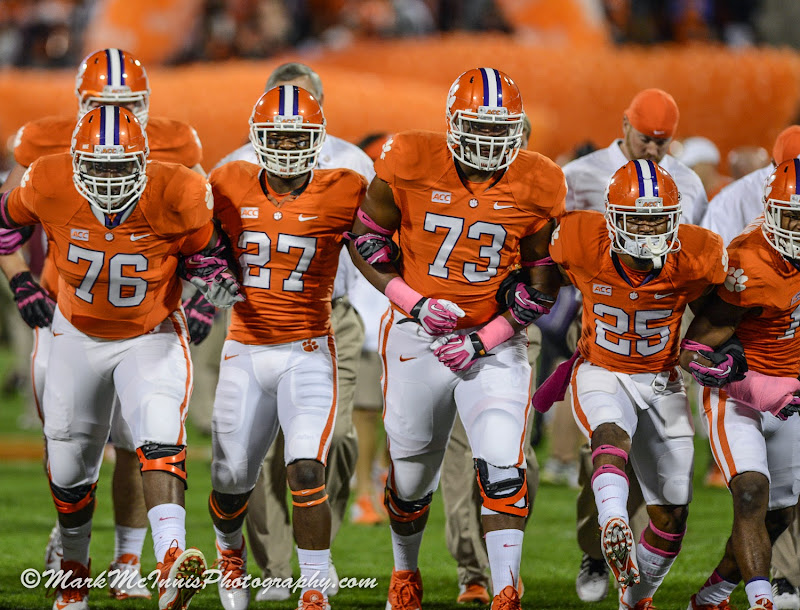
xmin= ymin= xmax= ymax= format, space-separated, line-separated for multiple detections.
xmin=772 ymin=502 xmax=800 ymax=586
xmin=245 ymin=298 xmax=363 ymax=578
xmin=440 ymin=324 xmax=542 ymax=589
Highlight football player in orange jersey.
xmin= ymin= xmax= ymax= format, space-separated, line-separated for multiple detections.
xmin=0 ymin=47 xmax=207 ymax=600
xmin=206 ymin=85 xmax=366 ymax=610
xmin=348 ymin=67 xmax=566 ymax=610
xmin=0 ymin=106 xmax=241 ymax=610
xmin=679 ymin=159 xmax=800 ymax=610
xmin=537 ymin=160 xmax=727 ymax=609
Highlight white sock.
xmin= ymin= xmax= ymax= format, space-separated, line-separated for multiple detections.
xmin=213 ymin=524 xmax=244 ymax=553
xmin=391 ymin=530 xmax=424 ymax=572
xmin=147 ymin=504 xmax=186 ymax=563
xmin=114 ymin=525 xmax=147 ymax=562
xmin=592 ymin=471 xmax=629 ymax=526
xmin=486 ymin=529 xmax=523 ymax=594
xmin=60 ymin=521 xmax=92 ymax=566
xmin=297 ymin=547 xmax=330 ymax=596
xmin=745 ymin=577 xmax=773 ymax=608
xmin=695 ymin=571 xmax=738 ymax=606
xmin=622 ymin=542 xmax=677 ymax=604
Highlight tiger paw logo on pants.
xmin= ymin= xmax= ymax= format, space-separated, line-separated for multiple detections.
xmin=302 ymin=339 xmax=319 ymax=352
xmin=724 ymin=267 xmax=748 ymax=292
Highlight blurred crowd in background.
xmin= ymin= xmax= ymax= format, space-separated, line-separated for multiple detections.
xmin=2 ymin=0 xmax=800 ymax=68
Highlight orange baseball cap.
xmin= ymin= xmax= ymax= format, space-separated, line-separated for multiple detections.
xmin=624 ymin=88 xmax=679 ymax=139
xmin=772 ymin=125 xmax=800 ymax=163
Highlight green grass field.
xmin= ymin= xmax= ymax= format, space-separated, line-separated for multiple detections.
xmin=0 ymin=351 xmax=749 ymax=610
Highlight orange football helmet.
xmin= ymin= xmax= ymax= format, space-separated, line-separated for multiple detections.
xmin=75 ymin=48 xmax=150 ymax=126
xmin=71 ymin=106 xmax=149 ymax=214
xmin=446 ymin=68 xmax=525 ymax=172
xmin=763 ymin=158 xmax=800 ymax=259
xmin=605 ymin=159 xmax=682 ymax=262
xmin=249 ymin=85 xmax=326 ymax=177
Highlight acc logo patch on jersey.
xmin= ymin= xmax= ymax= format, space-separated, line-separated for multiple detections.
xmin=724 ymin=267 xmax=748 ymax=292
xmin=431 ymin=190 xmax=451 ymax=204
xmin=70 ymin=228 xmax=89 ymax=241
xmin=241 ymin=207 xmax=259 ymax=219
xmin=593 ymin=283 xmax=612 ymax=296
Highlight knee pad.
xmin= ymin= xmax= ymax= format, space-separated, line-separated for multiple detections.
xmin=136 ymin=443 xmax=187 ymax=489
xmin=49 ymin=481 xmax=96 ymax=514
xmin=209 ymin=490 xmax=249 ymax=521
xmin=475 ymin=458 xmax=528 ymax=518
xmin=384 ymin=486 xmax=433 ymax=523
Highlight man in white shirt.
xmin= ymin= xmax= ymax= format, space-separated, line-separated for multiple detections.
xmin=197 ymin=62 xmax=379 ymax=603
xmin=562 ymin=88 xmax=708 ymax=604
xmin=702 ymin=125 xmax=800 ymax=246
xmin=564 ymin=88 xmax=708 ymax=225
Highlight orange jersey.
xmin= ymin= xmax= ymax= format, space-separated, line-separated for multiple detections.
xmin=375 ymin=130 xmax=566 ymax=328
xmin=13 ymin=114 xmax=203 ymax=297
xmin=211 ymin=162 xmax=366 ymax=345
xmin=6 ymin=154 xmax=213 ymax=339
xmin=717 ymin=222 xmax=800 ymax=377
xmin=551 ymin=211 xmax=727 ymax=373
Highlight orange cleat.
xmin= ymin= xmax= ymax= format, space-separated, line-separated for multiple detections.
xmin=602 ymin=517 xmax=639 ymax=587
xmin=686 ymin=594 xmax=733 ymax=610
xmin=457 ymin=583 xmax=491 ymax=604
xmin=351 ymin=494 xmax=385 ymax=525
xmin=386 ymin=568 xmax=423 ymax=610
xmin=297 ymin=589 xmax=331 ymax=609
xmin=491 ymin=585 xmax=522 ymax=610
xmin=51 ymin=559 xmax=90 ymax=610
xmin=156 ymin=544 xmax=206 ymax=610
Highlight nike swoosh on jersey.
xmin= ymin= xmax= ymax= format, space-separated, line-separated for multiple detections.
xmin=654 ymin=293 xmax=674 ymax=299
xmin=493 ymin=203 xmax=513 ymax=210
xmin=224 ymin=354 xmax=239 ymax=360
xmin=298 ymin=215 xmax=318 ymax=222
xmin=399 ymin=355 xmax=416 ymax=362
xmin=130 ymin=233 xmax=150 ymax=241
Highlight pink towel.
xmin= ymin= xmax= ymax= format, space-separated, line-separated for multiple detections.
xmin=532 ymin=350 xmax=581 ymax=413
xmin=726 ymin=370 xmax=800 ymax=417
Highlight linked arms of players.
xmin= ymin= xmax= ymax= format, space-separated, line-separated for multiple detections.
xmin=433 ymin=220 xmax=562 ymax=372
xmin=0 ymin=191 xmax=54 ymax=328
xmin=346 ymin=177 xmax=465 ymax=335
xmin=179 ymin=224 xmax=243 ymax=309
xmin=680 ymin=293 xmax=799 ymax=419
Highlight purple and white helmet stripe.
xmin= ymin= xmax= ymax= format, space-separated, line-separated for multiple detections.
xmin=479 ymin=67 xmax=503 ymax=108
xmin=104 ymin=48 xmax=125 ymax=86
xmin=277 ymin=85 xmax=299 ymax=117
xmin=633 ymin=159 xmax=660 ymax=198
xmin=97 ymin=105 xmax=121 ymax=145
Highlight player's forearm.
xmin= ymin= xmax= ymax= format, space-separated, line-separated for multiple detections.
xmin=0 ymin=251 xmax=30 ymax=282
xmin=678 ymin=316 xmax=736 ymax=373
xmin=346 ymin=241 xmax=399 ymax=295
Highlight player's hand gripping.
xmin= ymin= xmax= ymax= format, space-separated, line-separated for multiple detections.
xmin=9 ymin=271 xmax=55 ymax=328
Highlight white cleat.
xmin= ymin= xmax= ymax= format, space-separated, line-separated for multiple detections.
xmin=576 ymin=552 xmax=610 ymax=602
xmin=327 ymin=559 xmax=339 ymax=597
xmin=215 ymin=541 xmax=251 ymax=610
xmin=601 ymin=517 xmax=639 ymax=588
xmin=157 ymin=546 xmax=206 ymax=610
xmin=774 ymin=578 xmax=800 ymax=610
xmin=45 ymin=522 xmax=63 ymax=573
xmin=108 ymin=554 xmax=151 ymax=599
